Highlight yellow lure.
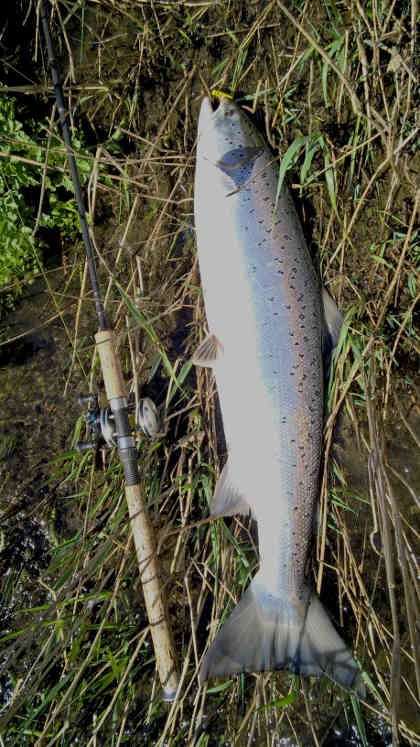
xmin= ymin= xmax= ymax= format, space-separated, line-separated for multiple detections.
xmin=210 ymin=89 xmax=233 ymax=101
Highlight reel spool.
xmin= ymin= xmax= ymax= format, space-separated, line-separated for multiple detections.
xmin=136 ymin=397 xmax=160 ymax=439
xmin=76 ymin=395 xmax=161 ymax=452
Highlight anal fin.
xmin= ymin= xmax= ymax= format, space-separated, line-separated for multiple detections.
xmin=211 ymin=460 xmax=252 ymax=517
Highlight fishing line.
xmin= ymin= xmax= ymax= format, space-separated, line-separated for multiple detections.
xmin=39 ymin=0 xmax=107 ymax=331
xmin=38 ymin=0 xmax=179 ymax=701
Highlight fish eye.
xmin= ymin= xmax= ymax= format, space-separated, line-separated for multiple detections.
xmin=222 ymin=104 xmax=238 ymax=119
xmin=212 ymin=101 xmax=234 ymax=117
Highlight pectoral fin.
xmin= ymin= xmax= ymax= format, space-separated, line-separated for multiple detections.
xmin=216 ymin=146 xmax=264 ymax=189
xmin=193 ymin=333 xmax=223 ymax=367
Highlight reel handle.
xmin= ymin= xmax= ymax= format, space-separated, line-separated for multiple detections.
xmin=75 ymin=441 xmax=96 ymax=452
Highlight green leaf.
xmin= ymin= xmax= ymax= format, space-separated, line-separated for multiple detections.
xmin=206 ymin=679 xmax=234 ymax=694
xmin=300 ymin=135 xmax=322 ymax=184
xmin=258 ymin=691 xmax=297 ymax=710
xmin=274 ymin=135 xmax=308 ymax=218
xmin=350 ymin=693 xmax=367 ymax=747
xmin=319 ymin=135 xmax=338 ymax=216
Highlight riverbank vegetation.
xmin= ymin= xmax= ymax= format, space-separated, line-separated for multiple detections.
xmin=0 ymin=1 xmax=418 ymax=744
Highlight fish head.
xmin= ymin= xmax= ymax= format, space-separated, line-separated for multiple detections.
xmin=197 ymin=96 xmax=264 ymax=175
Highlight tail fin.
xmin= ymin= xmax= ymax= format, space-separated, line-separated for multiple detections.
xmin=200 ymin=575 xmax=364 ymax=696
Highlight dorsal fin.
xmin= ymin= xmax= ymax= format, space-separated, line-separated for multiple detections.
xmin=321 ymin=287 xmax=343 ymax=379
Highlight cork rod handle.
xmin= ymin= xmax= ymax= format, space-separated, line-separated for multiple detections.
xmin=95 ymin=330 xmax=178 ymax=701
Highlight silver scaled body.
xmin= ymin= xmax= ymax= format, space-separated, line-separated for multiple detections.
xmin=194 ymin=96 xmax=363 ymax=695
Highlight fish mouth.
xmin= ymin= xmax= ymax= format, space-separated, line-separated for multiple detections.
xmin=202 ymin=94 xmax=234 ymax=117
xmin=197 ymin=95 xmax=243 ymax=158
xmin=198 ymin=95 xmax=238 ymax=135
xmin=213 ymin=95 xmax=235 ymax=115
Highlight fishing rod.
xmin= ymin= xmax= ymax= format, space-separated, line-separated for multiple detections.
xmin=39 ymin=1 xmax=179 ymax=701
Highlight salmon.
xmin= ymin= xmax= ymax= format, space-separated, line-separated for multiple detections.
xmin=193 ymin=96 xmax=364 ymax=695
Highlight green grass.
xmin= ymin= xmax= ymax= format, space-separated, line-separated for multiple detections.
xmin=0 ymin=0 xmax=419 ymax=744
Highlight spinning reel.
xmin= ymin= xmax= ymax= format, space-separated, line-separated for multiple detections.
xmin=76 ymin=394 xmax=160 ymax=452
